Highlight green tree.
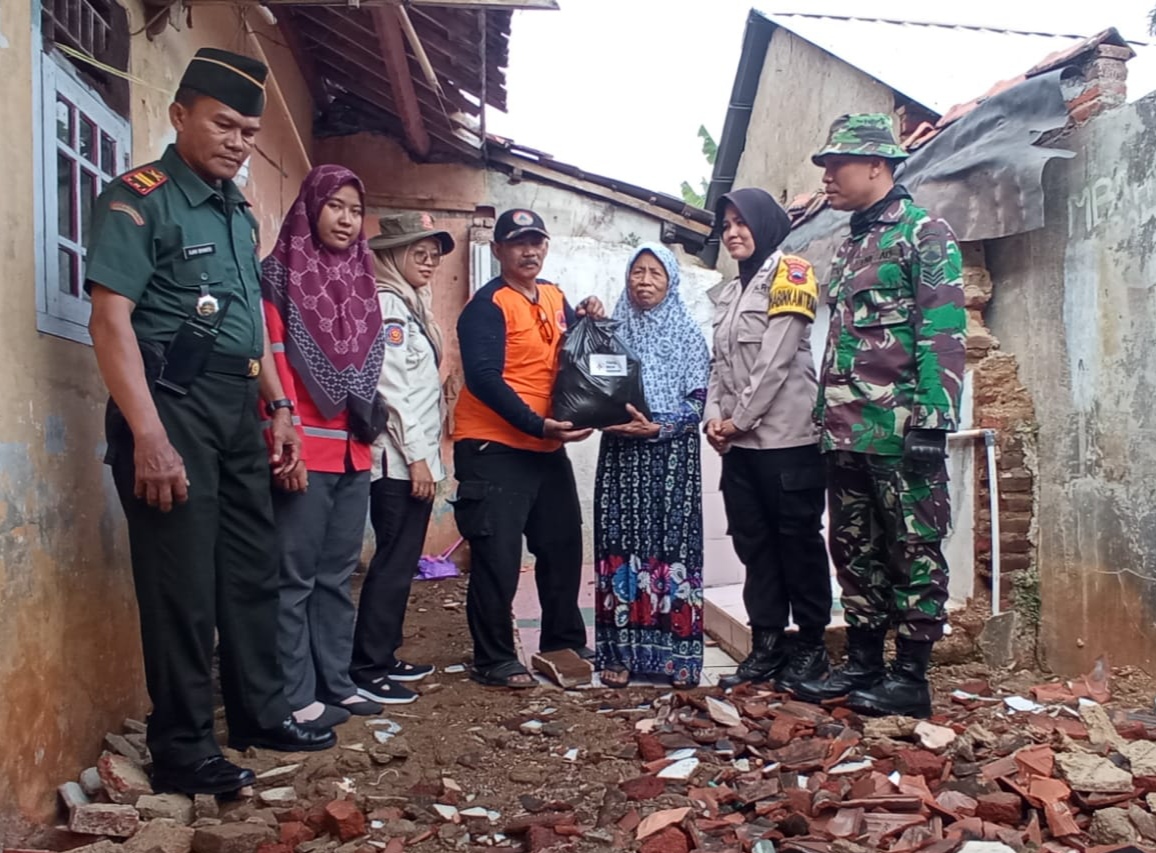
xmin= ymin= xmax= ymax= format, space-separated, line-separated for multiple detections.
xmin=680 ymin=125 xmax=718 ymax=208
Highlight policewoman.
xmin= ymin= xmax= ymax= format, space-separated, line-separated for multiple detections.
xmin=86 ymin=48 xmax=335 ymax=798
xmin=703 ymin=187 xmax=831 ymax=695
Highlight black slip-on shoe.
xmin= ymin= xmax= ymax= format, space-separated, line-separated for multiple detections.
xmin=354 ymin=675 xmax=418 ymax=705
xmin=387 ymin=660 xmax=436 ymax=682
xmin=151 ymin=755 xmax=255 ymax=796
xmin=228 ymin=717 xmax=337 ymax=752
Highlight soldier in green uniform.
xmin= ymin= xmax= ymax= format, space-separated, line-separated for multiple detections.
xmin=791 ymin=114 xmax=967 ymax=718
xmin=86 ymin=48 xmax=337 ymax=796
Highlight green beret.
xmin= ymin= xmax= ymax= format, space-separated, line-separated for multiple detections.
xmin=178 ymin=48 xmax=268 ymax=117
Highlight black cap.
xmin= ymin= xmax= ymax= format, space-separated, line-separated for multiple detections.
xmin=178 ymin=48 xmax=268 ymax=117
xmin=494 ymin=209 xmax=550 ymax=242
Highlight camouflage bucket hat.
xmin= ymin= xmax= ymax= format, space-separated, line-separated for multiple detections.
xmin=811 ymin=113 xmax=909 ymax=165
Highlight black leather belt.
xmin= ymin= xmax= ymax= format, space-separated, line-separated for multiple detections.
xmin=205 ymin=353 xmax=261 ymax=378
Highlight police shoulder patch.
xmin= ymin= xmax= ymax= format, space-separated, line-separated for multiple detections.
xmin=384 ymin=322 xmax=406 ymax=347
xmin=768 ymin=254 xmax=818 ymax=321
xmin=122 ymin=166 xmax=168 ymax=196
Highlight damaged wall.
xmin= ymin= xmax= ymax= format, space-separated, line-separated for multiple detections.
xmin=986 ymin=93 xmax=1156 ymax=675
xmin=0 ymin=0 xmax=312 ymax=832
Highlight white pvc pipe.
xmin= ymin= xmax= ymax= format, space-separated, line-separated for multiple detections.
xmin=948 ymin=428 xmax=1002 ymax=616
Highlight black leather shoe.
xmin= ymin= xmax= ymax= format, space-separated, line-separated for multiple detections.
xmin=228 ymin=717 xmax=337 ymax=752
xmin=776 ymin=641 xmax=830 ymax=695
xmin=719 ymin=629 xmax=788 ymax=689
xmin=152 ymin=755 xmax=255 ymax=796
xmin=792 ymin=626 xmax=886 ymax=703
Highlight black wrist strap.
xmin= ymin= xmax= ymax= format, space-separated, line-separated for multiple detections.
xmin=266 ymin=397 xmax=294 ymax=415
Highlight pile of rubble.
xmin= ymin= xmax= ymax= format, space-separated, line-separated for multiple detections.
xmin=596 ymin=677 xmax=1156 ymax=853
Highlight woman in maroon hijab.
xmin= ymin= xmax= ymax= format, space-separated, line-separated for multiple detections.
xmin=261 ymin=165 xmax=387 ymax=729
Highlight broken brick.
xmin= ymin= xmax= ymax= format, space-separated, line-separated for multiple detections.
xmin=97 ymin=751 xmax=152 ymax=805
xmin=619 ymin=775 xmax=665 ymax=801
xmin=639 ymin=826 xmax=690 ymax=853
xmin=324 ymin=800 xmax=366 ymax=842
xmin=975 ymin=792 xmax=1023 ymax=824
xmin=69 ymin=804 xmax=141 ymax=837
xmin=278 ymin=821 xmax=315 ymax=848
xmin=191 ymin=823 xmax=276 ymax=853
xmin=896 ymin=748 xmax=947 ymax=783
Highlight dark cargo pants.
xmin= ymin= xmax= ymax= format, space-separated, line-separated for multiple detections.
xmin=107 ymin=371 xmax=289 ymax=768
xmin=719 ymin=444 xmax=831 ymax=638
xmin=452 ymin=439 xmax=587 ymax=671
xmin=827 ymin=450 xmax=951 ymax=642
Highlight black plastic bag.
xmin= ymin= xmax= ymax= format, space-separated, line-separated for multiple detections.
xmin=552 ymin=317 xmax=650 ymax=429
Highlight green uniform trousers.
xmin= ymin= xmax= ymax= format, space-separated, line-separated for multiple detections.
xmin=827 ymin=450 xmax=951 ymax=642
xmin=107 ymin=369 xmax=288 ymax=767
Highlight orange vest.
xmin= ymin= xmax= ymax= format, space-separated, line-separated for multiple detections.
xmin=453 ymin=280 xmax=570 ymax=452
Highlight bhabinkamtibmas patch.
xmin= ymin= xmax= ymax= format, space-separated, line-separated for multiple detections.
xmin=768 ymin=255 xmax=818 ymax=321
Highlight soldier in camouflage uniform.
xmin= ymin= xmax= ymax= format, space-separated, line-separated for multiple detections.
xmin=791 ymin=114 xmax=967 ymax=719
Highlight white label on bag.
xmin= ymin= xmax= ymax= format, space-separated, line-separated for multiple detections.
xmin=589 ymin=354 xmax=627 ymax=377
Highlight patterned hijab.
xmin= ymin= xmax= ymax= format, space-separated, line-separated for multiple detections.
xmin=611 ymin=243 xmax=711 ymax=413
xmin=261 ymin=165 xmax=385 ymax=420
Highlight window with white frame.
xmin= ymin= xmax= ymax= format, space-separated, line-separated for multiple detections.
xmin=37 ymin=52 xmax=131 ymax=343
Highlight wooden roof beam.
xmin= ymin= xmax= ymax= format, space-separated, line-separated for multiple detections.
xmin=371 ymin=4 xmax=432 ymax=159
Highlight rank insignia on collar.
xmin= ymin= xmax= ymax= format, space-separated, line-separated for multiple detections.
xmin=123 ymin=166 xmax=168 ymax=196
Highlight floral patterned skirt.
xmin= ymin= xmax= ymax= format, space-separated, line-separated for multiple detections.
xmin=594 ymin=432 xmax=704 ymax=683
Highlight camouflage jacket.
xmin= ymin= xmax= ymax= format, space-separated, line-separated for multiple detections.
xmin=816 ymin=197 xmax=967 ymax=456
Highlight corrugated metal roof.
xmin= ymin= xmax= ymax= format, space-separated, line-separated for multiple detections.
xmin=756 ymin=11 xmax=1153 ymax=114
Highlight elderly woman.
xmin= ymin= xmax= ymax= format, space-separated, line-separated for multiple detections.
xmin=350 ymin=212 xmax=455 ymax=706
xmin=705 ymin=187 xmax=831 ymax=694
xmin=261 ymin=165 xmax=388 ymax=729
xmin=595 ymin=244 xmax=710 ymax=688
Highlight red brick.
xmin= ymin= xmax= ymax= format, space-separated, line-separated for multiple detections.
xmin=897 ymin=749 xmax=947 ymax=784
xmin=97 ymin=752 xmax=153 ymax=805
xmin=304 ymin=804 xmax=329 ymax=834
xmin=279 ymin=821 xmax=315 ymax=848
xmin=526 ymin=825 xmax=564 ymax=852
xmin=324 ymin=800 xmax=366 ymax=842
xmin=619 ymin=776 xmax=665 ymax=802
xmin=976 ymin=792 xmax=1023 ymax=824
xmin=69 ymin=804 xmax=141 ymax=838
xmin=635 ymin=734 xmax=665 ymax=763
xmin=640 ymin=826 xmax=690 ymax=853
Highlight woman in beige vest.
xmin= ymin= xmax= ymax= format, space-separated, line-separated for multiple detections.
xmin=705 ymin=187 xmax=831 ymax=693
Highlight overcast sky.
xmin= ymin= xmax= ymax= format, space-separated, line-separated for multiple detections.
xmin=486 ymin=0 xmax=1156 ymax=197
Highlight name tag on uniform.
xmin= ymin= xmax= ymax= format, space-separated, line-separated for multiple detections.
xmin=589 ymin=354 xmax=627 ymax=377
xmin=183 ymin=243 xmax=217 ymax=260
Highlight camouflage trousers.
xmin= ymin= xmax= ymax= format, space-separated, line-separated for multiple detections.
xmin=827 ymin=451 xmax=951 ymax=642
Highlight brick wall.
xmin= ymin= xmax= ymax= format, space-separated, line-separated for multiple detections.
xmin=961 ymin=242 xmax=1039 ymax=609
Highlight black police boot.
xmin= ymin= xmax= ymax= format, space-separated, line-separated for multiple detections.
xmin=846 ymin=637 xmax=934 ymax=718
xmin=791 ymin=626 xmax=886 ymax=703
xmin=718 ymin=629 xmax=788 ymax=688
xmin=775 ymin=633 xmax=831 ymax=695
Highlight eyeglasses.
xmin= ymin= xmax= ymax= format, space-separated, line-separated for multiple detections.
xmin=411 ymin=249 xmax=442 ymax=267
xmin=534 ymin=304 xmax=555 ymax=344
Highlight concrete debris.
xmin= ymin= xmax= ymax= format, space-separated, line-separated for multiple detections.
xmin=97 ymin=751 xmax=153 ymax=805
xmin=191 ymin=822 xmax=275 ymax=853
xmin=79 ymin=767 xmax=104 ymax=798
xmin=69 ymin=803 xmax=142 ymax=837
xmin=123 ymin=818 xmax=195 ymax=853
xmin=257 ymin=787 xmax=298 ymax=806
xmin=1055 ymin=751 xmax=1134 ymax=793
xmin=136 ymin=793 xmax=195 ymax=824
xmin=58 ymin=781 xmax=91 ymax=813
xmin=914 ymin=721 xmax=956 ymax=751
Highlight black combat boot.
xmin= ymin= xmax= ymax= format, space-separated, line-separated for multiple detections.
xmin=791 ymin=626 xmax=886 ymax=703
xmin=775 ymin=632 xmax=831 ymax=695
xmin=719 ymin=629 xmax=788 ymax=688
xmin=846 ymin=637 xmax=934 ymax=718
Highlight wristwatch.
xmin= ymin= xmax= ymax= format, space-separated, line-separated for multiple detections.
xmin=265 ymin=398 xmax=295 ymax=416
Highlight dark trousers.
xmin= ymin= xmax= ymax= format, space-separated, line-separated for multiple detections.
xmin=351 ymin=477 xmax=434 ymax=678
xmin=273 ymin=470 xmax=369 ymax=709
xmin=452 ymin=440 xmax=587 ymax=670
xmin=827 ymin=451 xmax=951 ymax=642
xmin=108 ymin=373 xmax=288 ymax=768
xmin=720 ymin=444 xmax=831 ymax=638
